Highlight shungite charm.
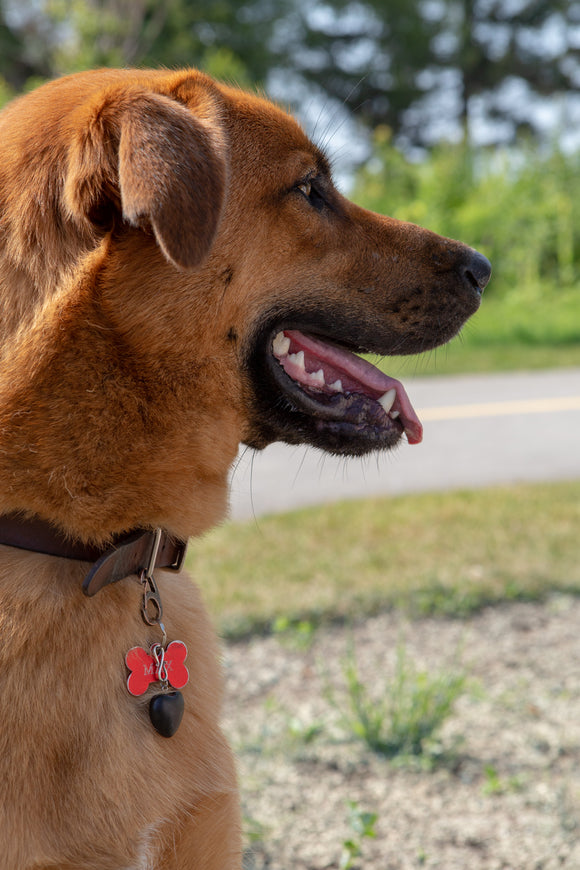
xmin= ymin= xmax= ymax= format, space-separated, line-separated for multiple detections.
xmin=149 ymin=690 xmax=184 ymax=738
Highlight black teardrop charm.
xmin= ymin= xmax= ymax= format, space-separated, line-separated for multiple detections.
xmin=149 ymin=690 xmax=184 ymax=738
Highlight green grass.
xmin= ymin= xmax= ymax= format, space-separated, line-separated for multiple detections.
xmin=329 ymin=642 xmax=467 ymax=758
xmin=187 ymin=480 xmax=580 ymax=639
xmin=383 ymin=343 xmax=580 ymax=378
xmin=340 ymin=801 xmax=378 ymax=870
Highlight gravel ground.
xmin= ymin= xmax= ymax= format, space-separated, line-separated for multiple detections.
xmin=221 ymin=597 xmax=580 ymax=869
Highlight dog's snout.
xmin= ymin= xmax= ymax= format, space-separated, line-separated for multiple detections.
xmin=460 ymin=249 xmax=492 ymax=294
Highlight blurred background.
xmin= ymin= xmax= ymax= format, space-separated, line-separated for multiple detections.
xmin=3 ymin=0 xmax=580 ymax=157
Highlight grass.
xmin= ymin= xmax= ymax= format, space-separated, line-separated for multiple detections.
xmin=330 ymin=642 xmax=467 ymax=758
xmin=383 ymin=341 xmax=580 ymax=379
xmin=340 ymin=801 xmax=378 ymax=870
xmin=187 ymin=480 xmax=580 ymax=639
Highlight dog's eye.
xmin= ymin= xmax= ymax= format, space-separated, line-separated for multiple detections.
xmin=296 ymin=178 xmax=325 ymax=212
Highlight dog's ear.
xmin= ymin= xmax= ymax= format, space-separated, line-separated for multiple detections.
xmin=63 ymin=86 xmax=227 ymax=270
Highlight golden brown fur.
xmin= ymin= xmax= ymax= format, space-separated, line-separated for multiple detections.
xmin=0 ymin=69 xmax=489 ymax=868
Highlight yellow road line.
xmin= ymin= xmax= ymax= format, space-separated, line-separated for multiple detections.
xmin=418 ymin=395 xmax=580 ymax=421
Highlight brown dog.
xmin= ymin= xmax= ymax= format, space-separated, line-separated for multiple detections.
xmin=0 ymin=68 xmax=490 ymax=868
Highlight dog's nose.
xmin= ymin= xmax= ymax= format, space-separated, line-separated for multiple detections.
xmin=460 ymin=249 xmax=492 ymax=294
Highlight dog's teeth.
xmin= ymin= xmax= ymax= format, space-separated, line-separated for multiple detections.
xmin=378 ymin=388 xmax=396 ymax=414
xmin=329 ymin=380 xmax=343 ymax=392
xmin=389 ymin=409 xmax=400 ymax=419
xmin=310 ymin=369 xmax=325 ymax=386
xmin=273 ymin=331 xmax=291 ymax=357
xmin=288 ymin=351 xmax=306 ymax=371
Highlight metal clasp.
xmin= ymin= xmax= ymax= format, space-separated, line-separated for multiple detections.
xmin=140 ymin=571 xmax=167 ymax=647
xmin=140 ymin=571 xmax=162 ymax=622
xmin=146 ymin=528 xmax=162 ymax=577
xmin=139 ymin=529 xmax=167 ymax=646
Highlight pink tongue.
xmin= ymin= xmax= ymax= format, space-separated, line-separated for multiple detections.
xmin=283 ymin=330 xmax=423 ymax=444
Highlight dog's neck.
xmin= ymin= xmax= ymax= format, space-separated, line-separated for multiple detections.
xmin=0 ymin=515 xmax=187 ymax=595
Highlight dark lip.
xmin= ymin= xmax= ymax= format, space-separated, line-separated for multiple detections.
xmin=250 ymin=295 xmax=478 ymax=363
xmin=271 ymin=356 xmax=406 ymax=437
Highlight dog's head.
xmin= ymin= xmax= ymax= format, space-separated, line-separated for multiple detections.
xmin=0 ymin=69 xmax=490 ymax=539
xmin=214 ymin=92 xmax=490 ymax=455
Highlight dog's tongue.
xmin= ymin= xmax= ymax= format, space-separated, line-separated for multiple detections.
xmin=276 ymin=329 xmax=423 ymax=444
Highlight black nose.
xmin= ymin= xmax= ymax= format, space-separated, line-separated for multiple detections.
xmin=460 ymin=249 xmax=492 ymax=294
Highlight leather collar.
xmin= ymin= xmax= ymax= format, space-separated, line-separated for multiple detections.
xmin=0 ymin=515 xmax=187 ymax=596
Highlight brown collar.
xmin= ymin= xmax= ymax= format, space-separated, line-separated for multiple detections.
xmin=0 ymin=515 xmax=187 ymax=596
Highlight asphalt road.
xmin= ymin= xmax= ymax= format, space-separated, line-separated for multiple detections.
xmin=228 ymin=367 xmax=580 ymax=521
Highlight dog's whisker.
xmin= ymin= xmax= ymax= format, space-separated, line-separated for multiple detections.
xmin=228 ymin=444 xmax=250 ymax=493
xmin=292 ymin=445 xmax=311 ymax=490
xmin=247 ymin=449 xmax=262 ymax=532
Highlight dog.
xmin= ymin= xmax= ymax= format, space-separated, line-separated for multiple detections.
xmin=0 ymin=68 xmax=490 ymax=868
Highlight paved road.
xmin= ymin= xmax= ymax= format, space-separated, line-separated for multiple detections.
xmin=228 ymin=368 xmax=580 ymax=520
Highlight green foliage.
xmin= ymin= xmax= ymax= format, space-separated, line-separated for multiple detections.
xmin=243 ymin=811 xmax=269 ymax=845
xmin=0 ymin=9 xmax=48 ymax=88
xmin=355 ymin=135 xmax=580 ymax=345
xmin=0 ymin=75 xmax=14 ymax=109
xmin=285 ymin=714 xmax=324 ymax=746
xmin=272 ymin=615 xmax=317 ymax=650
xmin=482 ymin=764 xmax=525 ymax=797
xmin=6 ymin=0 xmax=278 ymax=85
xmin=330 ymin=642 xmax=466 ymax=759
xmin=339 ymin=801 xmax=378 ymax=870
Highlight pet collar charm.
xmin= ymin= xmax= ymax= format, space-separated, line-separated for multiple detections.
xmin=149 ymin=690 xmax=185 ymax=738
xmin=124 ymin=530 xmax=189 ymax=738
xmin=126 ymin=641 xmax=189 ymax=696
xmin=125 ymin=640 xmax=189 ymax=738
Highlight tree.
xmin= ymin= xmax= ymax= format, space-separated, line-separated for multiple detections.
xmin=270 ymin=0 xmax=438 ymax=144
xmin=0 ymin=2 xmax=53 ymax=90
xmin=277 ymin=0 xmax=580 ymax=150
xmin=2 ymin=0 xmax=580 ymax=152
xmin=5 ymin=0 xmax=286 ymax=86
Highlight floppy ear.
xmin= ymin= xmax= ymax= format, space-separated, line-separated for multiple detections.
xmin=63 ymin=86 xmax=227 ymax=270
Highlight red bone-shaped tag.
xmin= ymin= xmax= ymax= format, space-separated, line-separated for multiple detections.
xmin=126 ymin=641 xmax=189 ymax=696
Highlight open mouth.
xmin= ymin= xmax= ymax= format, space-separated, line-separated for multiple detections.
xmin=260 ymin=327 xmax=423 ymax=454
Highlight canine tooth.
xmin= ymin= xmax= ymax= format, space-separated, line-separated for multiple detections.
xmin=378 ymin=388 xmax=396 ymax=414
xmin=389 ymin=410 xmax=400 ymax=419
xmin=288 ymin=351 xmax=306 ymax=371
xmin=310 ymin=369 xmax=325 ymax=386
xmin=329 ymin=380 xmax=343 ymax=392
xmin=273 ymin=332 xmax=291 ymax=357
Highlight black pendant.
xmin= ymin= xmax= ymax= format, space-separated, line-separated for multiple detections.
xmin=149 ymin=690 xmax=184 ymax=738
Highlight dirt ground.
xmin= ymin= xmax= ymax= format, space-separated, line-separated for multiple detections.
xmin=221 ymin=596 xmax=580 ymax=869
